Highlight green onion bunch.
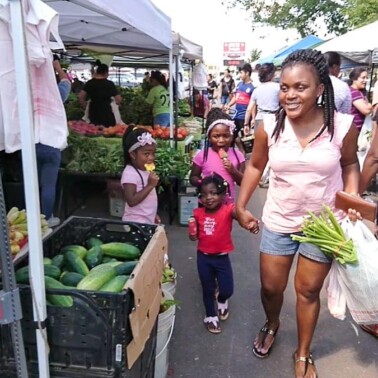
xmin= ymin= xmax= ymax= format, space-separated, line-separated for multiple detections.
xmin=291 ymin=205 xmax=358 ymax=265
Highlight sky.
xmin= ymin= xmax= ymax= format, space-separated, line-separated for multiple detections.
xmin=151 ymin=0 xmax=301 ymax=68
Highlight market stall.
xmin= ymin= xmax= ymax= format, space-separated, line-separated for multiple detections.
xmin=0 ymin=0 xmax=174 ymax=377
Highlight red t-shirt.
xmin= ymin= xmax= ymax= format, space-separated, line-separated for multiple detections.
xmin=193 ymin=203 xmax=234 ymax=254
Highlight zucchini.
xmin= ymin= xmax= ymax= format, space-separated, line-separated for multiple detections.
xmin=60 ymin=271 xmax=84 ymax=287
xmin=51 ymin=254 xmax=65 ymax=269
xmin=61 ymin=245 xmax=87 ymax=259
xmin=100 ymin=242 xmax=141 ymax=260
xmin=44 ymin=264 xmax=61 ymax=280
xmin=15 ymin=266 xmax=29 ymax=284
xmin=43 ymin=257 xmax=52 ymax=265
xmin=114 ymin=261 xmax=138 ymax=276
xmin=84 ymin=245 xmax=103 ymax=269
xmin=44 ymin=276 xmax=73 ymax=307
xmin=90 ymin=261 xmax=123 ymax=273
xmin=85 ymin=237 xmax=103 ymax=249
xmin=64 ymin=251 xmax=89 ymax=276
xmin=77 ymin=266 xmax=117 ymax=291
xmin=99 ymin=275 xmax=129 ymax=293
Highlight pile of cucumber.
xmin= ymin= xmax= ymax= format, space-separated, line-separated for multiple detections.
xmin=15 ymin=237 xmax=142 ymax=307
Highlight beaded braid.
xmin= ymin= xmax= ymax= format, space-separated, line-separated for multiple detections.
xmin=203 ymin=108 xmax=241 ymax=166
xmin=271 ymin=49 xmax=336 ymax=142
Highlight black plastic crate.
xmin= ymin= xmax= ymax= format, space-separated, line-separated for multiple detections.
xmin=0 ymin=216 xmax=158 ymax=377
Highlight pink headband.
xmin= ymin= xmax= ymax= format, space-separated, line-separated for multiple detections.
xmin=206 ymin=119 xmax=236 ymax=136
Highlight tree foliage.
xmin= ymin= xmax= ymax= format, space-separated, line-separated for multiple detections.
xmin=224 ymin=0 xmax=378 ymax=37
xmin=248 ymin=48 xmax=262 ymax=63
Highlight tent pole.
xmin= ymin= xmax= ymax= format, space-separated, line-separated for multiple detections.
xmin=174 ymin=54 xmax=179 ymax=150
xmin=9 ymin=1 xmax=50 ymax=377
xmin=169 ymin=50 xmax=174 ymax=148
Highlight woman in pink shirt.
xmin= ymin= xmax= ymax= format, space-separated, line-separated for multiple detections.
xmin=236 ymin=50 xmax=359 ymax=378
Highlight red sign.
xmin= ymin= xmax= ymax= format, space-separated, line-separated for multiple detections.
xmin=223 ymin=59 xmax=245 ymax=67
xmin=223 ymin=42 xmax=246 ymax=58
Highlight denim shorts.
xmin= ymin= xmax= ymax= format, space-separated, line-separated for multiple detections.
xmin=260 ymin=225 xmax=332 ymax=264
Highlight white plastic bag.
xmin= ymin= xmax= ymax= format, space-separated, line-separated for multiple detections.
xmin=332 ymin=219 xmax=378 ymax=325
xmin=327 ymin=262 xmax=347 ymax=320
xmin=192 ymin=63 xmax=208 ymax=90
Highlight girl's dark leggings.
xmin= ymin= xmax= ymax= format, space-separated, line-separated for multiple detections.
xmin=197 ymin=251 xmax=234 ymax=317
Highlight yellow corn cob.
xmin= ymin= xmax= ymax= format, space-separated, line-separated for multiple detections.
xmin=145 ymin=163 xmax=155 ymax=172
xmin=7 ymin=207 xmax=20 ymax=224
xmin=13 ymin=210 xmax=27 ymax=225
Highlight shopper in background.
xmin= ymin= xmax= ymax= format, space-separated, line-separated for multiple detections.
xmin=36 ymin=56 xmax=71 ymax=227
xmin=121 ymin=127 xmax=160 ymax=224
xmin=78 ymin=61 xmax=121 ymax=127
xmin=190 ymin=108 xmax=245 ymax=204
xmin=192 ymin=89 xmax=210 ymax=119
xmin=146 ymin=70 xmax=170 ymax=127
xmin=349 ymin=67 xmax=372 ymax=132
xmin=324 ymin=51 xmax=351 ymax=114
xmin=189 ymin=173 xmax=236 ymax=334
xmin=236 ymin=49 xmax=359 ymax=378
xmin=219 ymin=69 xmax=235 ymax=109
xmin=225 ymin=63 xmax=255 ymax=155
xmin=71 ymin=77 xmax=84 ymax=94
xmin=245 ymin=63 xmax=280 ymax=131
xmin=207 ymin=74 xmax=218 ymax=105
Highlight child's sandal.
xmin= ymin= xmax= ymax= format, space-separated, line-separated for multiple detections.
xmin=204 ymin=316 xmax=221 ymax=334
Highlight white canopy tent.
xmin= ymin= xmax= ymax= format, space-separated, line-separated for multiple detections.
xmin=317 ymin=21 xmax=378 ymax=67
xmin=1 ymin=0 xmax=171 ymax=376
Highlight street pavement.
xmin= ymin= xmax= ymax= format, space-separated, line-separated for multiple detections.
xmin=165 ymin=187 xmax=378 ymax=378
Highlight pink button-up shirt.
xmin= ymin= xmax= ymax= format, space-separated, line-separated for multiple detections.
xmin=262 ymin=112 xmax=353 ymax=233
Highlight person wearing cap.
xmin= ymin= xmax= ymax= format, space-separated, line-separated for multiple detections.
xmin=225 ymin=63 xmax=255 ymax=155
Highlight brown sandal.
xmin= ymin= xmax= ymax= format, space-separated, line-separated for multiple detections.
xmin=252 ymin=321 xmax=280 ymax=358
xmin=293 ymin=352 xmax=317 ymax=377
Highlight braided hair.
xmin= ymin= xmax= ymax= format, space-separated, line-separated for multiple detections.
xmin=198 ymin=172 xmax=230 ymax=198
xmin=203 ymin=108 xmax=241 ymax=166
xmin=122 ymin=126 xmax=154 ymax=188
xmin=272 ymin=49 xmax=335 ymax=142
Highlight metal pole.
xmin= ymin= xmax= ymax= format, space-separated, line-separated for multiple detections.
xmin=174 ymin=55 xmax=179 ymax=150
xmin=168 ymin=50 xmax=174 ymax=147
xmin=9 ymin=0 xmax=50 ymax=376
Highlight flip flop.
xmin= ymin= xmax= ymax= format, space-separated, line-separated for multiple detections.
xmin=252 ymin=322 xmax=280 ymax=359
xmin=293 ymin=352 xmax=317 ymax=377
xmin=360 ymin=324 xmax=378 ymax=338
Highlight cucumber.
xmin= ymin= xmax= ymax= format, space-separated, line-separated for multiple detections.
xmin=99 ymin=275 xmax=129 ymax=293
xmin=61 ymin=245 xmax=87 ymax=259
xmin=43 ymin=257 xmax=52 ymax=265
xmin=44 ymin=264 xmax=61 ymax=280
xmin=77 ymin=266 xmax=117 ymax=291
xmin=64 ymin=251 xmax=89 ymax=276
xmin=60 ymin=271 xmax=84 ymax=287
xmin=90 ymin=261 xmax=123 ymax=273
xmin=100 ymin=242 xmax=141 ymax=260
xmin=44 ymin=276 xmax=73 ymax=307
xmin=84 ymin=245 xmax=103 ymax=269
xmin=114 ymin=261 xmax=138 ymax=276
xmin=102 ymin=256 xmax=118 ymax=264
xmin=51 ymin=254 xmax=65 ymax=269
xmin=15 ymin=266 xmax=29 ymax=284
xmin=85 ymin=237 xmax=103 ymax=249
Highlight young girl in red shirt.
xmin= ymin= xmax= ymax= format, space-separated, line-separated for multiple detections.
xmin=189 ymin=173 xmax=236 ymax=334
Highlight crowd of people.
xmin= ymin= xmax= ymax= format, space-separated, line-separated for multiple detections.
xmin=117 ymin=48 xmax=378 ymax=378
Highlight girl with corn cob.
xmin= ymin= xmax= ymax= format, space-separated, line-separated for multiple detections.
xmin=236 ymin=50 xmax=360 ymax=378
xmin=121 ymin=127 xmax=160 ymax=224
xmin=190 ymin=108 xmax=245 ymax=204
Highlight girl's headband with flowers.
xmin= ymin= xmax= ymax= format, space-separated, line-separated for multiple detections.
xmin=206 ymin=119 xmax=236 ymax=136
xmin=128 ymin=132 xmax=156 ymax=152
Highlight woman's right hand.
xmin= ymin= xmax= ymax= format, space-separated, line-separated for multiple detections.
xmin=236 ymin=208 xmax=260 ymax=234
xmin=147 ymin=172 xmax=160 ymax=187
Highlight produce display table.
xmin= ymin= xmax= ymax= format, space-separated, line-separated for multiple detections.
xmin=57 ymin=169 xmax=121 ymax=219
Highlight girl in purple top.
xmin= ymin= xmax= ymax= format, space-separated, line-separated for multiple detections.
xmin=190 ymin=108 xmax=245 ymax=203
xmin=349 ymin=67 xmax=372 ymax=131
xmin=121 ymin=127 xmax=160 ymax=224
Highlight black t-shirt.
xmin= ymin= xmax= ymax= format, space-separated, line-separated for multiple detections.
xmin=221 ymin=77 xmax=234 ymax=96
xmin=83 ymin=78 xmax=118 ymax=126
xmin=208 ymin=80 xmax=217 ymax=97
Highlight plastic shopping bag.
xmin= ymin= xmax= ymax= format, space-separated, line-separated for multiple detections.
xmin=327 ymin=262 xmax=347 ymax=320
xmin=333 ymin=218 xmax=378 ymax=325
